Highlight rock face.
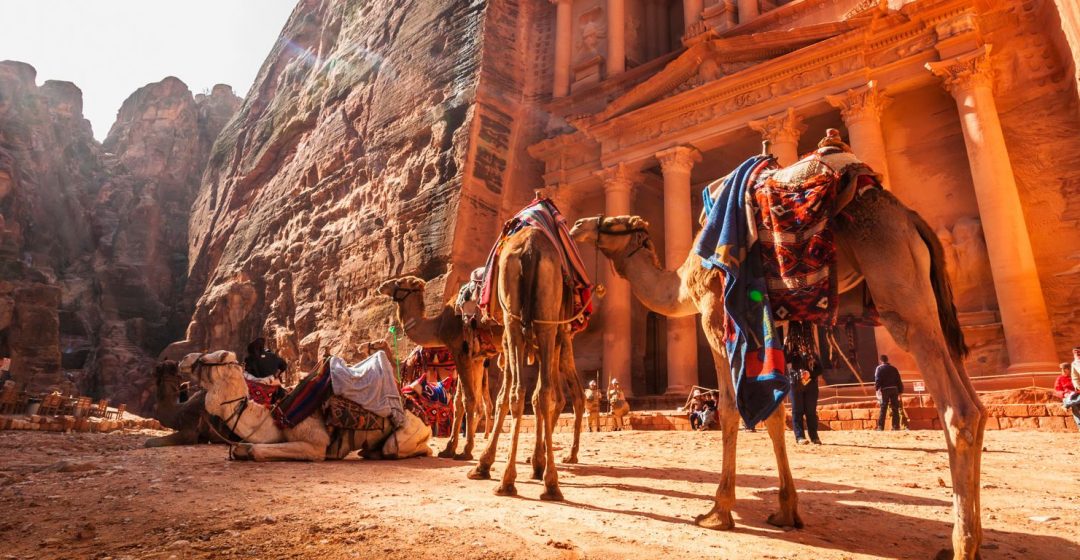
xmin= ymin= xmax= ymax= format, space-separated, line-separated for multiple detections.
xmin=0 ymin=60 xmax=240 ymax=411
xmin=173 ymin=0 xmax=548 ymax=371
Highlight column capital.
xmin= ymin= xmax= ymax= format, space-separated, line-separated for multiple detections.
xmin=655 ymin=145 xmax=702 ymax=175
xmin=926 ymin=46 xmax=994 ymax=97
xmin=825 ymin=80 xmax=892 ymax=126
xmin=748 ymin=107 xmax=806 ymax=145
xmin=596 ymin=163 xmax=640 ymax=194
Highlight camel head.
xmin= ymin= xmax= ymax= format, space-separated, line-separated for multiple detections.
xmin=180 ymin=350 xmax=242 ymax=387
xmin=377 ymin=276 xmax=426 ymax=303
xmin=570 ymin=215 xmax=657 ymax=265
xmin=357 ymin=339 xmax=393 ymax=361
xmin=153 ymin=360 xmax=182 ymax=400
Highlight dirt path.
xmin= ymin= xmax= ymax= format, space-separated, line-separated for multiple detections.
xmin=1 ymin=428 xmax=1077 ymax=559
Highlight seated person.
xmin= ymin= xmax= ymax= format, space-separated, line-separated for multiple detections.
xmin=1054 ymin=361 xmax=1080 ymax=431
xmin=243 ymin=338 xmax=288 ymax=405
xmin=699 ymin=392 xmax=718 ymax=431
xmin=687 ymin=389 xmax=705 ymax=430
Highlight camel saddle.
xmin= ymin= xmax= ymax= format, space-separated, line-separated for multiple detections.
xmin=455 ymin=267 xmax=500 ymax=357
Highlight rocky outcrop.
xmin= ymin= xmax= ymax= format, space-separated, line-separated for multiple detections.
xmin=0 ymin=60 xmax=240 ymax=412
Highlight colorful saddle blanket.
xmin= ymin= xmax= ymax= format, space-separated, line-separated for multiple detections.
xmin=272 ymin=358 xmax=334 ymax=429
xmin=478 ymin=197 xmax=593 ymax=333
xmin=695 ymin=147 xmax=882 ymax=426
xmin=245 ymin=379 xmax=283 ymax=407
xmin=402 ymin=375 xmax=458 ymax=437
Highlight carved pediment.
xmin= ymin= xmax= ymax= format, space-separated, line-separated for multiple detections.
xmin=574 ymin=20 xmax=870 ymax=129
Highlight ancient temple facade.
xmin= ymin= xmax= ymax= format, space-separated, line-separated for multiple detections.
xmin=461 ymin=0 xmax=1080 ymax=396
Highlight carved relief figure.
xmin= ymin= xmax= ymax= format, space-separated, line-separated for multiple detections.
xmin=577 ymin=8 xmax=606 ymax=62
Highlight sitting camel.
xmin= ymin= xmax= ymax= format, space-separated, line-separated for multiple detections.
xmin=380 ymin=276 xmax=587 ymax=467
xmin=570 ymin=183 xmax=985 ymax=558
xmin=465 ymin=226 xmax=577 ymax=500
xmin=143 ymin=360 xmax=234 ymax=447
xmin=182 ymin=351 xmax=432 ymax=461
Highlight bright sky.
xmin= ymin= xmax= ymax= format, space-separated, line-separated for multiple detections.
xmin=0 ymin=0 xmax=298 ymax=139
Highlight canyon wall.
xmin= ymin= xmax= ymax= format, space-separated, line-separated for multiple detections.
xmin=173 ymin=0 xmax=548 ymax=372
xmin=0 ymin=61 xmax=239 ymax=412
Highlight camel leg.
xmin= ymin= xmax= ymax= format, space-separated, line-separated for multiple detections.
xmin=840 ymin=202 xmax=985 ymax=559
xmin=530 ymin=383 xmax=547 ymax=481
xmin=143 ymin=429 xmax=199 ymax=448
xmin=696 ymin=304 xmax=739 ymax=530
xmin=538 ymin=325 xmax=564 ymax=501
xmin=453 ymin=356 xmax=483 ymax=461
xmin=560 ymin=329 xmax=584 ymax=464
xmin=469 ymin=358 xmax=510 ymax=479
xmin=496 ymin=329 xmax=526 ymax=496
xmin=439 ymin=388 xmax=465 ymax=459
xmin=480 ymin=362 xmax=494 ymax=439
xmin=239 ymin=441 xmax=327 ymax=462
xmin=762 ymin=405 xmax=803 ymax=528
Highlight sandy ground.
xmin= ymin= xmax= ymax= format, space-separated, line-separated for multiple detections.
xmin=0 ymin=427 xmax=1077 ymax=560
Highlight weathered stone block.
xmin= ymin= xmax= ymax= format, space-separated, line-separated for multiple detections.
xmin=1002 ymin=404 xmax=1028 ymax=417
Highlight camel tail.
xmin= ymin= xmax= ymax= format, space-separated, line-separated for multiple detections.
xmin=911 ymin=210 xmax=969 ymax=360
xmin=519 ymin=242 xmax=541 ymax=332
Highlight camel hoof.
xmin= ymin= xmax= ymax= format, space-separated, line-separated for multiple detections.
xmin=495 ymin=484 xmax=517 ymax=497
xmin=453 ymin=452 xmax=474 ymax=461
xmin=561 ymin=455 xmax=579 ymax=464
xmin=695 ymin=510 xmax=735 ymax=530
xmin=231 ymin=444 xmax=255 ymax=461
xmin=437 ymin=449 xmax=456 ymax=459
xmin=766 ymin=511 xmax=804 ymax=529
xmin=539 ymin=488 xmax=564 ymax=501
xmin=467 ymin=466 xmax=491 ymax=480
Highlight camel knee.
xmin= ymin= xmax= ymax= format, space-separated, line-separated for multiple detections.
xmin=943 ymin=403 xmax=985 ymax=447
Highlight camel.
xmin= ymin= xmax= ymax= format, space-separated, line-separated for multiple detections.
xmin=378 ymin=277 xmax=496 ymax=460
xmin=379 ymin=276 xmax=587 ymax=469
xmin=569 ymin=179 xmax=985 ymax=558
xmin=464 ymin=226 xmax=580 ymax=501
xmin=181 ymin=351 xmax=432 ymax=461
xmin=143 ymin=360 xmax=233 ymax=448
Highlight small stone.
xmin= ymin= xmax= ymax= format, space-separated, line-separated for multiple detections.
xmin=167 ymin=539 xmax=191 ymax=549
xmin=1028 ymin=515 xmax=1059 ymax=523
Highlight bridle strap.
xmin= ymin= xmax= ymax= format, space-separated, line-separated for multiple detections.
xmin=391 ymin=286 xmax=420 ymax=303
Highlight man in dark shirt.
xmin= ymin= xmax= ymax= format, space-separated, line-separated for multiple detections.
xmin=874 ymin=355 xmax=904 ymax=431
xmin=245 ymin=338 xmax=288 ymax=381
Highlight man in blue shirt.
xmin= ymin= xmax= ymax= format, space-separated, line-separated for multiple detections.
xmin=874 ymin=355 xmax=904 ymax=431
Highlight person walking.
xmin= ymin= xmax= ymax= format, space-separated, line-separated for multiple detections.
xmin=788 ymin=351 xmax=823 ymax=445
xmin=874 ymin=355 xmax=904 ymax=431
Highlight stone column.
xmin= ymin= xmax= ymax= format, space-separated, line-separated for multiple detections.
xmin=656 ymin=146 xmax=702 ymax=395
xmin=645 ymin=0 xmax=658 ymax=59
xmin=551 ymin=0 xmax=574 ymax=98
xmin=683 ymin=0 xmax=704 ymax=32
xmin=927 ymin=48 xmax=1058 ymax=372
xmin=598 ymin=164 xmax=637 ymax=395
xmin=748 ymin=107 xmax=805 ymax=166
xmin=825 ymin=80 xmax=892 ymax=185
xmin=606 ymin=0 xmax=626 ymax=77
xmin=738 ymin=0 xmax=759 ymax=24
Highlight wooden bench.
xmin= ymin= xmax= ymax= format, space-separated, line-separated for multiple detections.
xmin=106 ymin=403 xmax=126 ymax=421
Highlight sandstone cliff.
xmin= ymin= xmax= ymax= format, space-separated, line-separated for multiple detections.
xmin=175 ymin=0 xmax=491 ymax=369
xmin=0 ymin=61 xmax=240 ymax=411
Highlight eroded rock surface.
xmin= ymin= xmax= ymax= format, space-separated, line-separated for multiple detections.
xmin=174 ymin=0 xmax=496 ymax=370
xmin=0 ymin=60 xmax=240 ymax=411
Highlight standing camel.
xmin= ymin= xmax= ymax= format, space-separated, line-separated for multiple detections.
xmin=380 ymin=275 xmax=588 ymax=468
xmin=378 ymin=277 xmax=495 ymax=460
xmin=181 ymin=351 xmax=432 ymax=461
xmin=465 ymin=226 xmax=578 ymax=501
xmin=569 ymin=182 xmax=985 ymax=558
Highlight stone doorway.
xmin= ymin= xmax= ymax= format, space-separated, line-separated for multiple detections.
xmin=643 ymin=311 xmax=667 ymax=395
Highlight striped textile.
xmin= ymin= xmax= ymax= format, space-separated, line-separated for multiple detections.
xmin=696 ymin=155 xmax=790 ymax=428
xmin=272 ymin=358 xmax=334 ymax=429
